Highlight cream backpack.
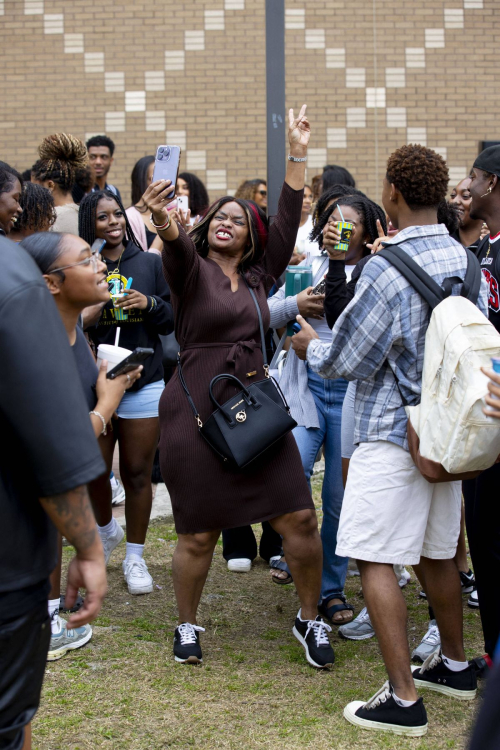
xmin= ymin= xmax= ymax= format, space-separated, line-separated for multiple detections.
xmin=379 ymin=244 xmax=500 ymax=483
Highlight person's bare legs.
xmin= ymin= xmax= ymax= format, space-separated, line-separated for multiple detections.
xmin=415 ymin=556 xmax=465 ymax=662
xmin=270 ymin=509 xmax=322 ymax=621
xmin=89 ymin=430 xmax=115 ymax=527
xmin=21 ymin=723 xmax=31 ymax=750
xmin=358 ymin=560 xmax=418 ymax=701
xmin=117 ymin=417 xmax=159 ymax=544
xmin=342 ymin=457 xmax=350 ymax=489
xmin=454 ymin=502 xmax=469 ymax=573
xmin=173 ymin=530 xmax=221 ymax=623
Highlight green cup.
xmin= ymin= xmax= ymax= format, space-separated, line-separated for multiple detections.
xmin=333 ymin=221 xmax=354 ymax=252
xmin=285 ymin=265 xmax=312 ymax=335
xmin=111 ymin=293 xmax=128 ymax=321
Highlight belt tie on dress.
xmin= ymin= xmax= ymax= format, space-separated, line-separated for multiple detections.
xmin=181 ymin=340 xmax=261 ymax=379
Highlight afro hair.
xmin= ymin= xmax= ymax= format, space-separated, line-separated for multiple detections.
xmin=386 ymin=144 xmax=449 ymax=210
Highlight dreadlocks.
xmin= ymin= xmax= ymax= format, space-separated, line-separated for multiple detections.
xmin=15 ymin=182 xmax=55 ymax=233
xmin=78 ymin=189 xmax=142 ymax=250
xmin=32 ymin=133 xmax=88 ymax=194
xmin=311 ymin=194 xmax=387 ymax=251
xmin=312 ymin=184 xmax=366 ymax=225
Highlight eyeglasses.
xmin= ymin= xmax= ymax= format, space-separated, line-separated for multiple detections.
xmin=49 ymin=250 xmax=103 ymax=275
xmin=258 ymin=190 xmax=267 ymax=197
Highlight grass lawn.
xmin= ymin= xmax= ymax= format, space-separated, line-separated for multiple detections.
xmin=35 ymin=474 xmax=483 ymax=749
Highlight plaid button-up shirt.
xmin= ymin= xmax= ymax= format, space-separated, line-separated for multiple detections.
xmin=307 ymin=224 xmax=489 ymax=450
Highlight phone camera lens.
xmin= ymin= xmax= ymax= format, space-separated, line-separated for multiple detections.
xmin=164 ymin=146 xmax=171 ymax=160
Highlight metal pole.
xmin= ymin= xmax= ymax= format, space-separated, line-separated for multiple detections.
xmin=265 ymin=0 xmax=286 ymax=222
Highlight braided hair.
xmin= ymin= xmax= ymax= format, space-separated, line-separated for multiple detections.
xmin=32 ymin=133 xmax=88 ymax=194
xmin=15 ymin=182 xmax=55 ymax=233
xmin=312 ymin=184 xmax=366 ymax=225
xmin=78 ymin=189 xmax=142 ymax=250
xmin=310 ymin=194 xmax=387 ymax=253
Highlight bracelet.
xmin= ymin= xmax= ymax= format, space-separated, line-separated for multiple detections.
xmin=147 ymin=296 xmax=157 ymax=313
xmin=150 ymin=212 xmax=171 ymax=231
xmin=90 ymin=410 xmax=107 ymax=436
xmin=288 ymin=154 xmax=307 ymax=163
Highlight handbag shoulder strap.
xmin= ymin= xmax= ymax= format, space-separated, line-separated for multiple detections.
xmin=177 ymin=353 xmax=203 ymax=427
xmin=241 ymin=274 xmax=269 ymax=376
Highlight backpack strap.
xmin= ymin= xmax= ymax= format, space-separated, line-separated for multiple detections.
xmin=377 ymin=246 xmax=445 ymax=309
xmin=378 ymin=243 xmax=482 ymax=309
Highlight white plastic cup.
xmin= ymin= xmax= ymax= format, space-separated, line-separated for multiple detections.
xmin=96 ymin=344 xmax=132 ymax=373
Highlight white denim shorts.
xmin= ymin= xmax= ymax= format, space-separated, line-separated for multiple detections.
xmin=336 ymin=440 xmax=462 ymax=566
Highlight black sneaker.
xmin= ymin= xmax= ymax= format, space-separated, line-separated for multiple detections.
xmin=173 ymin=622 xmax=205 ymax=664
xmin=411 ymin=650 xmax=477 ymax=699
xmin=344 ymin=682 xmax=428 ymax=737
xmin=459 ymin=569 xmax=475 ymax=594
xmin=292 ymin=613 xmax=334 ymax=669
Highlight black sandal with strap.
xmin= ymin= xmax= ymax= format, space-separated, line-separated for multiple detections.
xmin=318 ymin=595 xmax=354 ymax=625
xmin=270 ymin=558 xmax=293 ymax=585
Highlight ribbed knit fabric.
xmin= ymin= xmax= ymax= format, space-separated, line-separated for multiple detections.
xmin=159 ymin=182 xmax=314 ymax=534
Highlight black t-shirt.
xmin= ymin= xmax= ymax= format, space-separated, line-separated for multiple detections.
xmin=72 ymin=327 xmax=98 ymax=410
xmin=475 ymin=233 xmax=500 ymax=332
xmin=0 ymin=237 xmax=105 ymax=617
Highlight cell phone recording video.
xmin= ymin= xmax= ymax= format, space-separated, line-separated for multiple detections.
xmin=177 ymin=195 xmax=189 ymax=212
xmin=152 ymin=145 xmax=182 ymax=199
xmin=107 ymin=347 xmax=155 ymax=379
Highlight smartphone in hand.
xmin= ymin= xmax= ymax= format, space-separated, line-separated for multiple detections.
xmin=177 ymin=195 xmax=189 ymax=212
xmin=107 ymin=347 xmax=154 ymax=379
xmin=152 ymin=146 xmax=182 ymax=199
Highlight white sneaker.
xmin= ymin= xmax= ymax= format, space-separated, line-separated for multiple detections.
xmin=227 ymin=558 xmax=252 ymax=573
xmin=394 ymin=564 xmax=411 ymax=587
xmin=411 ymin=619 xmax=441 ymax=663
xmin=99 ymin=519 xmax=125 ymax=565
xmin=111 ymin=477 xmax=125 ymax=505
xmin=123 ymin=556 xmax=153 ymax=595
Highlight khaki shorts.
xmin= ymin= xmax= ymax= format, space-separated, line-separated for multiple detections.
xmin=336 ymin=440 xmax=462 ymax=565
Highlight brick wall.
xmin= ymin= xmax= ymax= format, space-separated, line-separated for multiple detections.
xmin=1 ymin=0 xmax=499 ymax=206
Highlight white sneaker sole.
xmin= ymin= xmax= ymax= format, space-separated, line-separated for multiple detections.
xmin=339 ymin=629 xmax=375 ymax=641
xmin=411 ymin=667 xmax=477 ymax=700
xmin=126 ymin=580 xmax=153 ymax=595
xmin=227 ymin=558 xmax=252 ymax=573
xmin=344 ymin=702 xmax=428 ymax=736
xmin=292 ymin=626 xmax=333 ymax=669
xmin=47 ymin=627 xmax=93 ymax=662
xmin=174 ymin=655 xmax=202 ymax=664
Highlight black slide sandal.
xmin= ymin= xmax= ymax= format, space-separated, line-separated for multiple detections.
xmin=270 ymin=558 xmax=293 ymax=585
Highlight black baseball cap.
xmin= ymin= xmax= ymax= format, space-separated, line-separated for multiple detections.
xmin=473 ymin=145 xmax=500 ymax=177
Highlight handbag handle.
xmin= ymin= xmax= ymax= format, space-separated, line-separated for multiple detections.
xmin=209 ymin=373 xmax=252 ymax=409
xmin=241 ymin=275 xmax=269 ymax=377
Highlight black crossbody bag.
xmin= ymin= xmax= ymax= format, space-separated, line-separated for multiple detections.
xmin=177 ymin=277 xmax=297 ymax=468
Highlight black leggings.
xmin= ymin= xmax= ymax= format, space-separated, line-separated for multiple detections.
xmin=463 ymin=462 xmax=500 ymax=658
xmin=222 ymin=522 xmax=283 ymax=563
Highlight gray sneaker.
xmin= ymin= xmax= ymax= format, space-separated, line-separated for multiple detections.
xmin=100 ymin=519 xmax=125 ymax=565
xmin=339 ymin=606 xmax=375 ymax=641
xmin=47 ymin=615 xmax=92 ymax=661
xmin=411 ymin=619 xmax=440 ymax=663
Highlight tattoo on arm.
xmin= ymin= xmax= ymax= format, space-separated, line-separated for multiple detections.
xmin=39 ymin=485 xmax=98 ymax=554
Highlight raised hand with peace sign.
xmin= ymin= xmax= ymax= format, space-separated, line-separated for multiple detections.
xmin=286 ymin=104 xmax=310 ymax=191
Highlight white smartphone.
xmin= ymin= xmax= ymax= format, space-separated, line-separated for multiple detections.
xmin=177 ymin=195 xmax=189 ymax=212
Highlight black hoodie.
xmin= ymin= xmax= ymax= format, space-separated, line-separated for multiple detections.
xmin=89 ymin=241 xmax=174 ymax=390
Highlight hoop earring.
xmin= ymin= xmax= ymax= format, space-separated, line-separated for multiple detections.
xmin=481 ymin=185 xmax=493 ymax=198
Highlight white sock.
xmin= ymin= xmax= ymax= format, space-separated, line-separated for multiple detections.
xmin=98 ymin=518 xmax=116 ymax=537
xmin=442 ymin=654 xmax=469 ymax=672
xmin=393 ymin=692 xmax=417 ymax=708
xmin=126 ymin=542 xmax=144 ymax=560
xmin=48 ymin=598 xmax=61 ymax=634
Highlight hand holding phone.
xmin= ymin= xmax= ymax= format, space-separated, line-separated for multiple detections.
xmin=152 ymin=145 xmax=181 ymax=199
xmin=107 ymin=347 xmax=155 ymax=379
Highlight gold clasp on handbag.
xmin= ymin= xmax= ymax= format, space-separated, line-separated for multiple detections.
xmin=196 ymin=415 xmax=203 ymax=428
xmin=264 ymin=364 xmax=270 ymax=379
xmin=236 ymin=410 xmax=247 ymax=423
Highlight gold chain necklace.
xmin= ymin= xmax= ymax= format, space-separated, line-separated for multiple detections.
xmin=107 ymin=244 xmax=126 ymax=276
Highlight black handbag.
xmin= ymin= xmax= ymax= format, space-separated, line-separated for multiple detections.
xmin=177 ymin=278 xmax=297 ymax=468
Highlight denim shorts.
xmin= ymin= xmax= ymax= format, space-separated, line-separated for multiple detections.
xmin=116 ymin=380 xmax=164 ymax=419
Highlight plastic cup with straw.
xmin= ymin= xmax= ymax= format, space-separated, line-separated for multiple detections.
xmin=333 ymin=203 xmax=354 ymax=253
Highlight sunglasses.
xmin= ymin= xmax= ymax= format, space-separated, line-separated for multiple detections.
xmin=257 ymin=190 xmax=267 ymax=197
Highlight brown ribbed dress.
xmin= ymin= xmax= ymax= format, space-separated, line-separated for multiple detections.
xmin=159 ymin=182 xmax=313 ymax=534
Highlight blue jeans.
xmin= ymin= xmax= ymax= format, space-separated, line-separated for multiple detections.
xmin=293 ymin=368 xmax=348 ymax=604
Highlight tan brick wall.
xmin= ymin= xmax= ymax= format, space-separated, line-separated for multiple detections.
xmin=1 ymin=0 xmax=499 ymax=206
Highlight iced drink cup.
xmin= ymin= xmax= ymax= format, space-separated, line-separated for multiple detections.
xmin=96 ymin=344 xmax=132 ymax=373
xmin=333 ymin=221 xmax=354 ymax=253
xmin=111 ymin=292 xmax=128 ymax=321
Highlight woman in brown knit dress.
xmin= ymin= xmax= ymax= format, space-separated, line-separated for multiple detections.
xmin=144 ymin=106 xmax=334 ymax=669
